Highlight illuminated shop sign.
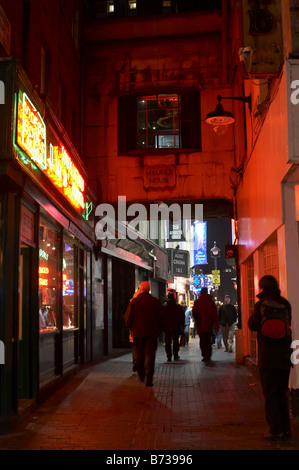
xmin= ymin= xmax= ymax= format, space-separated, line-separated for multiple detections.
xmin=16 ymin=91 xmax=85 ymax=213
xmin=17 ymin=92 xmax=47 ymax=169
xmin=39 ymin=266 xmax=49 ymax=286
xmin=47 ymin=144 xmax=85 ymax=210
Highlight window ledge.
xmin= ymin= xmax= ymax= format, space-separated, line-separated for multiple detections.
xmin=118 ymin=148 xmax=202 ymax=157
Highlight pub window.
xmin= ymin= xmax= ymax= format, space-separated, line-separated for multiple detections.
xmin=63 ymin=237 xmax=76 ymax=330
xmin=39 ymin=219 xmax=59 ymax=333
xmin=118 ymin=91 xmax=201 ymax=154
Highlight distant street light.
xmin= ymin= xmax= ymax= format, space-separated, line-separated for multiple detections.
xmin=210 ymin=241 xmax=220 ymax=269
xmin=210 ymin=241 xmax=220 ymax=293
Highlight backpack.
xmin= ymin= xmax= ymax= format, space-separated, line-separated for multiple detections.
xmin=260 ymin=299 xmax=290 ymax=339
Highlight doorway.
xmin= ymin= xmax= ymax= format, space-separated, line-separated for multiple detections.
xmin=18 ymin=243 xmax=35 ymax=400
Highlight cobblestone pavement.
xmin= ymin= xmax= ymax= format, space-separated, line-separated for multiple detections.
xmin=0 ymin=337 xmax=299 ymax=452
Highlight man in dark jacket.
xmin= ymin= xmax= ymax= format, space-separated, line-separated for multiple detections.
xmin=124 ymin=281 xmax=163 ymax=387
xmin=162 ymin=292 xmax=185 ymax=362
xmin=248 ymin=275 xmax=292 ymax=440
xmin=192 ymin=287 xmax=219 ymax=362
xmin=219 ymin=295 xmax=237 ymax=352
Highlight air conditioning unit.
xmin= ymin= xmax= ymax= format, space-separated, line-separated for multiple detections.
xmin=240 ymin=0 xmax=284 ymax=78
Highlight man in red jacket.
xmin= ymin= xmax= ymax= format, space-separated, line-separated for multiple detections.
xmin=124 ymin=281 xmax=163 ymax=386
xmin=192 ymin=287 xmax=219 ymax=362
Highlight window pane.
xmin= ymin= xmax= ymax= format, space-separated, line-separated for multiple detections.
xmin=63 ymin=238 xmax=75 ymax=329
xmin=137 ymin=94 xmax=180 ymax=149
xmin=39 ymin=220 xmax=59 ymax=333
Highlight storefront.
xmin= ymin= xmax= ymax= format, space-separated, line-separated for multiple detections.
xmin=0 ymin=58 xmax=96 ymax=425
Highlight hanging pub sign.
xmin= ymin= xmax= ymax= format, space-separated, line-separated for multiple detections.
xmin=15 ymin=90 xmax=86 ymax=214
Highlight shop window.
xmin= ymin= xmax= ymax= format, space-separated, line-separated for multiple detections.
xmin=39 ymin=219 xmax=59 ymax=333
xmin=118 ymin=91 xmax=201 ymax=154
xmin=63 ymin=237 xmax=76 ymax=329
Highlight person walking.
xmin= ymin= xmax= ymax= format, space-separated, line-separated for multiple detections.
xmin=192 ymin=287 xmax=219 ymax=362
xmin=124 ymin=287 xmax=141 ymax=372
xmin=181 ymin=301 xmax=192 ymax=346
xmin=248 ymin=275 xmax=292 ymax=440
xmin=218 ymin=295 xmax=237 ymax=352
xmin=124 ymin=281 xmax=163 ymax=387
xmin=162 ymin=292 xmax=185 ymax=362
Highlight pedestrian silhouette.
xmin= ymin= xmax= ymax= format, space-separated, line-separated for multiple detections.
xmin=124 ymin=281 xmax=163 ymax=387
xmin=192 ymin=287 xmax=219 ymax=362
xmin=162 ymin=292 xmax=185 ymax=362
xmin=248 ymin=275 xmax=292 ymax=440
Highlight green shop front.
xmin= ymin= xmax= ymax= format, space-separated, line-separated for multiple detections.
xmin=0 ymin=59 xmax=96 ymax=427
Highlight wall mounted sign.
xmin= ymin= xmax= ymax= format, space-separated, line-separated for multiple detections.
xmin=143 ymin=165 xmax=176 ymax=189
xmin=17 ymin=92 xmax=47 ymax=169
xmin=16 ymin=90 xmax=86 ymax=214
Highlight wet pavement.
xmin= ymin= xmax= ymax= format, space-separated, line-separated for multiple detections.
xmin=0 ymin=337 xmax=299 ymax=455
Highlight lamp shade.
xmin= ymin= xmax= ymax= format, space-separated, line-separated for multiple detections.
xmin=205 ymin=103 xmax=235 ymax=126
xmin=205 ymin=103 xmax=235 ymax=135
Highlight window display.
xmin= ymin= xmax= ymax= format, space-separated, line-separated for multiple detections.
xmin=39 ymin=219 xmax=59 ymax=332
xmin=63 ymin=237 xmax=76 ymax=329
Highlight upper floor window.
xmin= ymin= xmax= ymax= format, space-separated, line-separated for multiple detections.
xmin=128 ymin=0 xmax=137 ymax=10
xmin=137 ymin=94 xmax=180 ymax=150
xmin=107 ymin=1 xmax=115 ymax=13
xmin=118 ymin=91 xmax=201 ymax=155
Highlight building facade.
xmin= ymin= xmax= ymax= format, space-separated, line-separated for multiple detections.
xmin=0 ymin=0 xmax=99 ymax=425
xmin=228 ymin=0 xmax=299 ymax=415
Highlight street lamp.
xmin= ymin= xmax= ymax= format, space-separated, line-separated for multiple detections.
xmin=210 ymin=241 xmax=220 ymax=270
xmin=205 ymin=94 xmax=252 ymax=135
xmin=210 ymin=241 xmax=220 ymax=294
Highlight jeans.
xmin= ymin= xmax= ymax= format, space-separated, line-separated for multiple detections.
xmin=220 ymin=324 xmax=235 ymax=351
xmin=164 ymin=332 xmax=180 ymax=360
xmin=134 ymin=336 xmax=158 ymax=384
xmin=198 ymin=332 xmax=213 ymax=361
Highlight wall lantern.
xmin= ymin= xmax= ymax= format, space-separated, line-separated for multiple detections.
xmin=205 ymin=94 xmax=252 ymax=135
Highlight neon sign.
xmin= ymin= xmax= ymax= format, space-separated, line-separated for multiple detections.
xmin=47 ymin=144 xmax=85 ymax=209
xmin=39 ymin=267 xmax=49 ymax=274
xmin=17 ymin=92 xmax=47 ymax=169
xmin=16 ymin=91 xmax=85 ymax=213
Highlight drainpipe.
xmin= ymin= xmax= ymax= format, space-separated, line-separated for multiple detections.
xmin=222 ymin=0 xmax=228 ymax=86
